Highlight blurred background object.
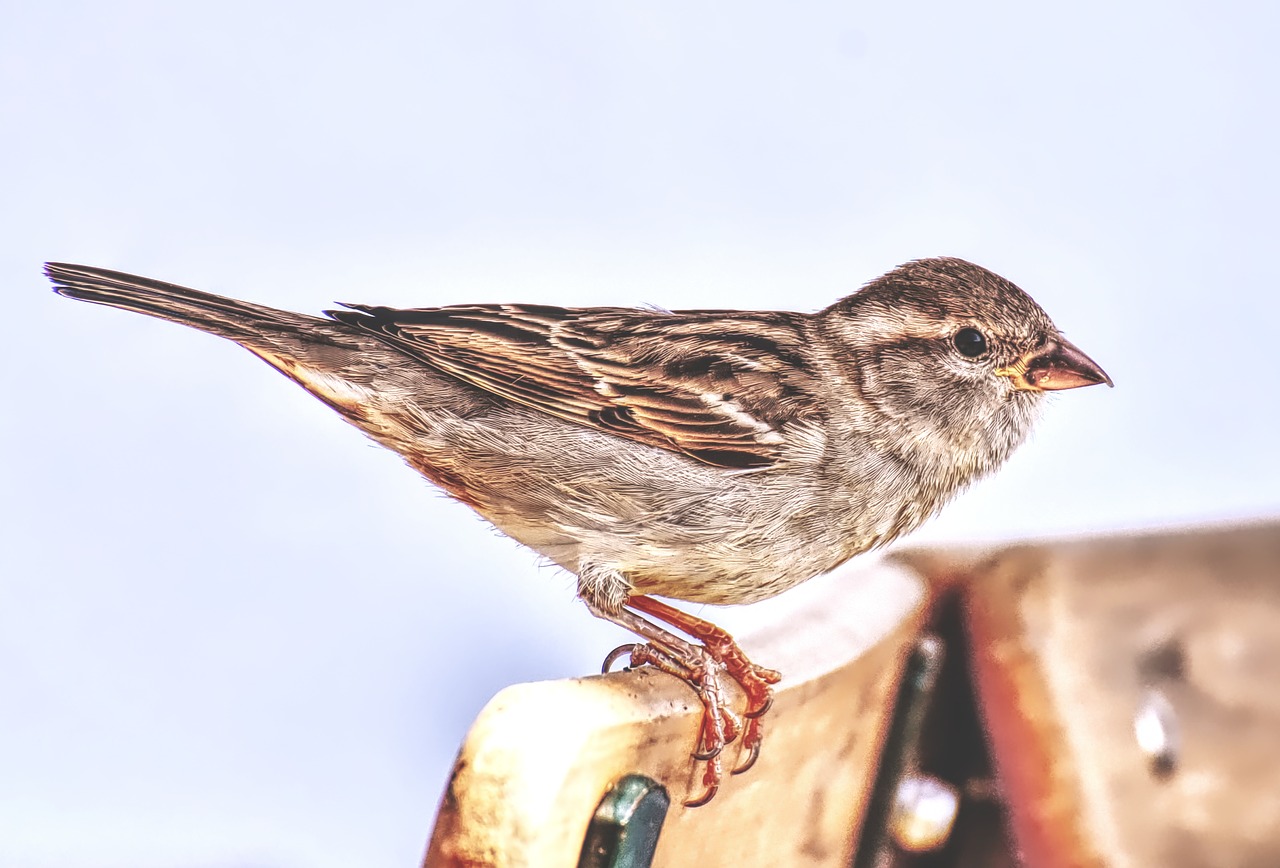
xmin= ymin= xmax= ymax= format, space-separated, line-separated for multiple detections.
xmin=2 ymin=2 xmax=1277 ymax=866
xmin=892 ymin=520 xmax=1280 ymax=868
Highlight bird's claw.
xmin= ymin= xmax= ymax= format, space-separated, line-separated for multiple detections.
xmin=691 ymin=742 xmax=723 ymax=762
xmin=731 ymin=738 xmax=761 ymax=775
xmin=683 ymin=781 xmax=719 ymax=808
xmin=744 ymin=694 xmax=773 ymax=719
xmin=601 ymin=643 xmax=638 ymax=674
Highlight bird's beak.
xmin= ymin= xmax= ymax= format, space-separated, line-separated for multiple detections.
xmin=995 ymin=335 xmax=1113 ymax=391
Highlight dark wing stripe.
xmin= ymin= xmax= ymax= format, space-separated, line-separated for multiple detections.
xmin=328 ymin=302 xmax=820 ymax=468
xmin=687 ymin=449 xmax=772 ymax=469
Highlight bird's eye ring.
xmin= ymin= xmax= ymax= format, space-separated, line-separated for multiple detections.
xmin=953 ymin=327 xmax=988 ymax=358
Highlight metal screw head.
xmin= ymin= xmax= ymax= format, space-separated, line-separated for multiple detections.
xmin=1134 ymin=688 xmax=1180 ymax=778
xmin=888 ymin=774 xmax=960 ymax=853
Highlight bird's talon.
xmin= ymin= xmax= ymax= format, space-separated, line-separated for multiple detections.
xmin=683 ymin=783 xmax=719 ymax=808
xmin=691 ymin=743 xmax=722 ymax=762
xmin=744 ymin=695 xmax=774 ymax=719
xmin=601 ymin=643 xmax=637 ymax=674
xmin=732 ymin=740 xmax=762 ymax=775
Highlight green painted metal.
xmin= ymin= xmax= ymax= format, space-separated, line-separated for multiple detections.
xmin=578 ymin=775 xmax=670 ymax=868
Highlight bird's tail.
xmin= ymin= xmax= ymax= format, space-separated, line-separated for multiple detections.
xmin=45 ymin=262 xmax=333 ymax=347
xmin=46 ymin=261 xmax=413 ymax=425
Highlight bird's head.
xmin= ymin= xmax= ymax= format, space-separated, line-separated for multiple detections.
xmin=822 ymin=257 xmax=1111 ymax=473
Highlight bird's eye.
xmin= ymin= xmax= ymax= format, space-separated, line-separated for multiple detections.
xmin=953 ymin=327 xmax=988 ymax=358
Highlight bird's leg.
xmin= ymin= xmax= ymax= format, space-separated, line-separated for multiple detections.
xmin=627 ymin=596 xmax=781 ymax=776
xmin=588 ymin=601 xmax=742 ymax=806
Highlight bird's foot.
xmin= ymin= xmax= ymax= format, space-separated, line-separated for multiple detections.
xmin=602 ymin=638 xmax=745 ymax=806
xmin=596 ymin=595 xmax=782 ymax=806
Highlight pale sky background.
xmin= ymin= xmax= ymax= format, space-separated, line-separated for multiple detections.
xmin=2 ymin=2 xmax=1278 ymax=866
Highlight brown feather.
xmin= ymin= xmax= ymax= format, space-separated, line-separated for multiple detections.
xmin=325 ymin=303 xmax=818 ymax=468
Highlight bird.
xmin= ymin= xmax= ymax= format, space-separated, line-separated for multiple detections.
xmin=46 ymin=256 xmax=1111 ymax=806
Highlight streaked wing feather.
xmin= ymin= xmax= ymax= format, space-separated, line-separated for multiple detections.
xmin=327 ymin=303 xmax=817 ymax=468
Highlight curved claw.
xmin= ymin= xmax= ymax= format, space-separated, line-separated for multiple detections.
xmin=601 ymin=643 xmax=637 ymax=674
xmin=744 ymin=694 xmax=773 ymax=719
xmin=731 ymin=739 xmax=762 ymax=775
xmin=691 ymin=742 xmax=723 ymax=762
xmin=683 ymin=783 xmax=719 ymax=808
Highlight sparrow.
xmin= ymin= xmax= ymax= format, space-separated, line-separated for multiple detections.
xmin=46 ymin=257 xmax=1111 ymax=805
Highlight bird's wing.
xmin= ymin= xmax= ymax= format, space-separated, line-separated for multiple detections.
xmin=326 ymin=303 xmax=818 ymax=468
